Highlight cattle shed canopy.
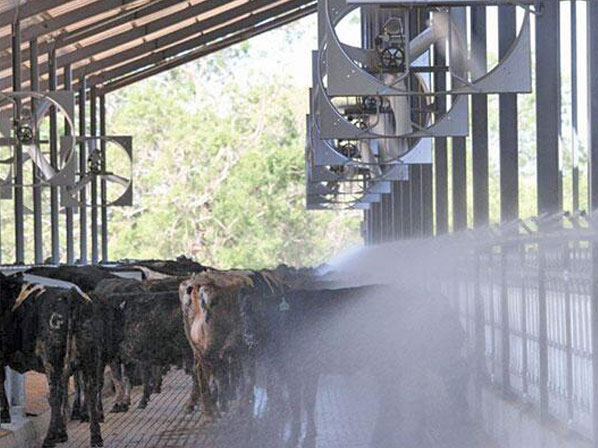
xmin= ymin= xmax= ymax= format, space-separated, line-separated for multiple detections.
xmin=0 ymin=0 xmax=316 ymax=93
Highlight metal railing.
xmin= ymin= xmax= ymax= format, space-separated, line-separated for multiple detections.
xmin=439 ymin=213 xmax=598 ymax=443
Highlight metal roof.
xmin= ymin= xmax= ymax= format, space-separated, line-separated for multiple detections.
xmin=0 ymin=0 xmax=316 ymax=93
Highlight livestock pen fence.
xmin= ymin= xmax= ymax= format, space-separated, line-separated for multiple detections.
xmin=432 ymin=213 xmax=598 ymax=443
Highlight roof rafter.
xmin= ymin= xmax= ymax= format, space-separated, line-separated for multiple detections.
xmin=0 ymin=0 xmax=149 ymax=51
xmin=101 ymin=3 xmax=317 ymax=93
xmin=0 ymin=0 xmax=73 ymax=28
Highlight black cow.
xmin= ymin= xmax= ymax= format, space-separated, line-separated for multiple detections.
xmin=94 ymin=277 xmax=197 ymax=411
xmin=239 ymin=269 xmax=468 ymax=448
xmin=0 ymin=272 xmax=103 ymax=448
xmin=26 ymin=266 xmax=125 ymax=422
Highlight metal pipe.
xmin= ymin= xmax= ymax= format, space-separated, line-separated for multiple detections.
xmin=64 ymin=64 xmax=74 ymax=265
xmin=90 ymin=86 xmax=98 ymax=264
xmin=30 ymin=39 xmax=42 ymax=265
xmin=12 ymin=21 xmax=24 ymax=264
xmin=79 ymin=76 xmax=87 ymax=264
xmin=48 ymin=46 xmax=59 ymax=264
xmin=571 ymin=0 xmax=579 ymax=212
xmin=100 ymin=94 xmax=108 ymax=262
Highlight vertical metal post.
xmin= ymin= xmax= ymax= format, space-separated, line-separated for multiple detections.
xmin=536 ymin=0 xmax=561 ymax=422
xmin=434 ymin=37 xmax=448 ymax=234
xmin=64 ymin=64 xmax=74 ymax=265
xmin=536 ymin=0 xmax=561 ymax=216
xmin=571 ymin=0 xmax=579 ymax=212
xmin=401 ymin=179 xmax=412 ymax=238
xmin=12 ymin=21 xmax=24 ymax=264
xmin=411 ymin=166 xmax=422 ymax=237
xmin=588 ymin=1 xmax=598 ymax=444
xmin=393 ymin=181 xmax=403 ymax=239
xmin=100 ymin=94 xmax=108 ymax=262
xmin=90 ymin=87 xmax=98 ymax=263
xmin=78 ymin=77 xmax=87 ymax=264
xmin=451 ymin=8 xmax=467 ymax=232
xmin=48 ymin=46 xmax=59 ymax=264
xmin=471 ymin=6 xmax=488 ymax=228
xmin=30 ymin=39 xmax=42 ymax=265
xmin=421 ymin=165 xmax=433 ymax=236
xmin=499 ymin=6 xmax=519 ymax=223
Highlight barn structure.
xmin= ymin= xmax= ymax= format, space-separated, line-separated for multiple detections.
xmin=0 ymin=0 xmax=598 ymax=447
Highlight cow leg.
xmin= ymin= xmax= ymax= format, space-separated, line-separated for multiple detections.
xmin=109 ymin=362 xmax=128 ymax=413
xmin=82 ymin=363 xmax=103 ymax=448
xmin=0 ymin=366 xmax=11 ymax=424
xmin=96 ymin=361 xmax=106 ymax=423
xmin=185 ymin=371 xmax=200 ymax=413
xmin=137 ymin=364 xmax=152 ymax=409
xmin=285 ymin=372 xmax=302 ymax=448
xmin=216 ymin=362 xmax=230 ymax=413
xmin=43 ymin=369 xmax=68 ymax=448
xmin=151 ymin=366 xmax=163 ymax=394
xmin=61 ymin=373 xmax=72 ymax=424
xmin=195 ymin=358 xmax=216 ymax=422
xmin=303 ymin=372 xmax=319 ymax=448
xmin=240 ymin=357 xmax=256 ymax=415
xmin=71 ymin=371 xmax=84 ymax=421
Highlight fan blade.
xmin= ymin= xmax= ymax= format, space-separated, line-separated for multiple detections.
xmin=34 ymin=99 xmax=52 ymax=127
xmin=27 ymin=145 xmax=56 ymax=179
xmin=68 ymin=176 xmax=93 ymax=194
xmin=102 ymin=173 xmax=130 ymax=186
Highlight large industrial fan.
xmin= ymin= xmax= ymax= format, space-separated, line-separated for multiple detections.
xmin=306 ymin=0 xmax=533 ymax=210
xmin=0 ymin=91 xmax=76 ymax=200
xmin=61 ymin=136 xmax=133 ymax=207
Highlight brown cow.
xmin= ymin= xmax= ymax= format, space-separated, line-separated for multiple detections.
xmin=179 ymin=271 xmax=253 ymax=420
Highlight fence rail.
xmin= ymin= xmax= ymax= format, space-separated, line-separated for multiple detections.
xmin=439 ymin=216 xmax=598 ymax=442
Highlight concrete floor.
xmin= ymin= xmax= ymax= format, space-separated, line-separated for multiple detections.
xmin=21 ymin=369 xmax=495 ymax=448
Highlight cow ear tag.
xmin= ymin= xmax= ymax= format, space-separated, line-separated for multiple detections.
xmin=279 ymin=296 xmax=290 ymax=312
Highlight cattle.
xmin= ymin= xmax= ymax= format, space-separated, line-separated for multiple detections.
xmin=0 ymin=272 xmax=104 ymax=448
xmin=94 ymin=277 xmax=198 ymax=412
xmin=111 ymin=256 xmax=209 ymax=280
xmin=198 ymin=266 xmax=468 ymax=448
xmin=179 ymin=271 xmax=254 ymax=421
xmin=26 ymin=266 xmax=125 ymax=422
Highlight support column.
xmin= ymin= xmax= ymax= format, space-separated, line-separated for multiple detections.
xmin=536 ymin=0 xmax=561 ymax=422
xmin=588 ymin=1 xmax=598 ymax=445
xmin=499 ymin=5 xmax=519 ymax=223
xmin=30 ymin=39 xmax=42 ymax=264
xmin=471 ymin=7 xmax=489 ymax=228
xmin=434 ymin=37 xmax=448 ymax=234
xmin=100 ymin=94 xmax=108 ymax=262
xmin=48 ymin=47 xmax=59 ymax=263
xmin=12 ymin=21 xmax=24 ymax=264
xmin=451 ymin=8 xmax=467 ymax=232
xmin=90 ymin=86 xmax=99 ymax=264
xmin=78 ymin=77 xmax=87 ymax=264
xmin=64 ymin=64 xmax=74 ymax=265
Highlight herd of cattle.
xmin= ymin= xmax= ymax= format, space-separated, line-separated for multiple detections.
xmin=0 ymin=258 xmax=469 ymax=448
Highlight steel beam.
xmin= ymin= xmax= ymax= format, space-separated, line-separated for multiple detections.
xmin=434 ymin=39 xmax=448 ymax=235
xmin=0 ymin=0 xmax=73 ymax=29
xmin=411 ymin=166 xmax=422 ymax=237
xmin=100 ymin=4 xmax=316 ymax=93
xmin=471 ymin=6 xmax=488 ymax=228
xmin=12 ymin=21 xmax=24 ymax=264
xmin=79 ymin=76 xmax=88 ymax=265
xmin=536 ymin=0 xmax=560 ymax=216
xmin=588 ymin=1 xmax=598 ymax=445
xmin=64 ymin=64 xmax=74 ymax=265
xmin=100 ymin=94 xmax=108 ymax=263
xmin=0 ymin=0 xmax=252 ymax=88
xmin=30 ymin=39 xmax=43 ymax=265
xmin=49 ymin=47 xmax=60 ymax=264
xmin=571 ymin=0 xmax=579 ymax=212
xmin=536 ymin=0 xmax=560 ymax=421
xmin=90 ymin=87 xmax=99 ymax=264
xmin=0 ymin=0 xmax=172 ymax=52
xmin=451 ymin=8 xmax=467 ymax=232
xmin=499 ymin=5 xmax=518 ymax=223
